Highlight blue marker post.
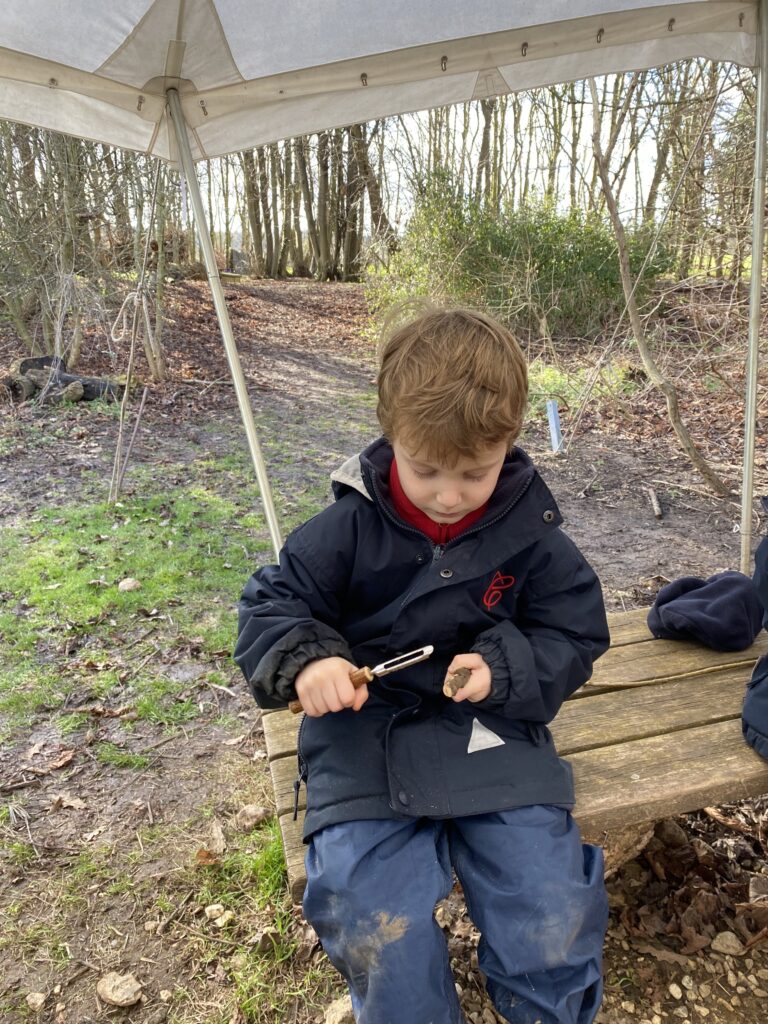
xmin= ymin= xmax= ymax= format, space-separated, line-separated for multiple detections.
xmin=546 ymin=399 xmax=563 ymax=453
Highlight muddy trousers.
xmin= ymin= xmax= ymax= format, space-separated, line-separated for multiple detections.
xmin=303 ymin=806 xmax=607 ymax=1024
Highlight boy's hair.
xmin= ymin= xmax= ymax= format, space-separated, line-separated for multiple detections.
xmin=377 ymin=301 xmax=528 ymax=464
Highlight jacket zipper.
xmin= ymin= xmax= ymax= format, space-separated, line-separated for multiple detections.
xmin=293 ymin=714 xmax=308 ymax=821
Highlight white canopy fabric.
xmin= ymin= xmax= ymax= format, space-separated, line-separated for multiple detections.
xmin=0 ymin=1 xmax=759 ymax=161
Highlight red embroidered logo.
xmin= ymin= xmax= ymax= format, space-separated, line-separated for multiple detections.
xmin=482 ymin=570 xmax=516 ymax=610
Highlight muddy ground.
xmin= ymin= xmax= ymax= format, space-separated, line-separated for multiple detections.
xmin=1 ymin=279 xmax=767 ymax=1024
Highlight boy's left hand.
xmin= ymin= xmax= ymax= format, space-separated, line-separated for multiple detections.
xmin=445 ymin=653 xmax=492 ymax=703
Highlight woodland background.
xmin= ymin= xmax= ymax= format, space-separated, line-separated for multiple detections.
xmin=2 ymin=61 xmax=768 ymax=1024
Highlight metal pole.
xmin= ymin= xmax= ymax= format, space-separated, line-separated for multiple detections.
xmin=166 ymin=88 xmax=283 ymax=560
xmin=741 ymin=0 xmax=768 ymax=573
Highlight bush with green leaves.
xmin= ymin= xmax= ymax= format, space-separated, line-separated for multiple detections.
xmin=368 ymin=177 xmax=671 ymax=341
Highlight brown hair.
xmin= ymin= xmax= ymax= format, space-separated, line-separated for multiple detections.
xmin=377 ymin=301 xmax=528 ymax=463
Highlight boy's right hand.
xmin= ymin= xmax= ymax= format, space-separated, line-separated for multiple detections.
xmin=294 ymin=657 xmax=369 ymax=717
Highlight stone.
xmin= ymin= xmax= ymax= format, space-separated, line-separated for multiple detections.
xmin=711 ymin=932 xmax=746 ymax=956
xmin=96 ymin=972 xmax=143 ymax=1007
xmin=214 ymin=910 xmax=235 ymax=928
xmin=26 ymin=993 xmax=46 ymax=1012
xmin=668 ymin=982 xmax=683 ymax=1000
xmin=204 ymin=903 xmax=225 ymax=920
xmin=694 ymin=1009 xmax=709 ymax=1019
xmin=324 ymin=995 xmax=354 ymax=1024
xmin=235 ymin=804 xmax=272 ymax=830
xmin=654 ymin=819 xmax=688 ymax=848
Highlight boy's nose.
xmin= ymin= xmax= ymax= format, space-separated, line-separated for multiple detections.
xmin=436 ymin=491 xmax=461 ymax=510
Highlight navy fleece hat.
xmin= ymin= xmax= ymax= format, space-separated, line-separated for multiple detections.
xmin=647 ymin=571 xmax=763 ymax=652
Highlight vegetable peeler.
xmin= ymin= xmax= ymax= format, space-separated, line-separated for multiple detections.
xmin=288 ymin=645 xmax=434 ymax=714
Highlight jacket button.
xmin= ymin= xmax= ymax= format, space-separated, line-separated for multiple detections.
xmin=439 ymin=568 xmax=453 ymax=579
xmin=416 ymin=554 xmax=426 ymax=564
xmin=542 ymin=509 xmax=555 ymax=523
xmin=397 ymin=790 xmax=409 ymax=806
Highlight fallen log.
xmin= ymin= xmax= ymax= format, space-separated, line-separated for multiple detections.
xmin=3 ymin=361 xmax=124 ymax=404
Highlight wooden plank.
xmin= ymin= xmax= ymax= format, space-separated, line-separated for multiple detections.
xmin=588 ymin=633 xmax=767 ymax=689
xmin=263 ymin=708 xmax=301 ymax=762
xmin=279 ymin=812 xmax=308 ymax=905
xmin=552 ymin=665 xmax=748 ymax=755
xmin=571 ymin=718 xmax=768 ymax=837
xmin=606 ymin=607 xmax=653 ymax=646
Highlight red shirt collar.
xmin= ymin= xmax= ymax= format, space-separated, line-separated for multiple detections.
xmin=389 ymin=458 xmax=488 ymax=545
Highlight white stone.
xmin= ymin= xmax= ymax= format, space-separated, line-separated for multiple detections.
xmin=668 ymin=983 xmax=683 ymax=1000
xmin=26 ymin=993 xmax=46 ymax=1012
xmin=712 ymin=932 xmax=746 ymax=956
xmin=96 ymin=973 xmax=143 ymax=1007
xmin=325 ymin=995 xmax=354 ymax=1024
xmin=204 ymin=903 xmax=225 ymax=920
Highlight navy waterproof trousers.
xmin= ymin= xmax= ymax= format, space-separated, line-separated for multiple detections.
xmin=304 ymin=806 xmax=607 ymax=1024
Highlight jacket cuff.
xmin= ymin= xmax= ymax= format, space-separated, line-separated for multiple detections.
xmin=471 ymin=623 xmax=537 ymax=713
xmin=251 ymin=622 xmax=352 ymax=702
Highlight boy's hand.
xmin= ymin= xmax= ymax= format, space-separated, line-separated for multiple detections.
xmin=294 ymin=657 xmax=369 ymax=717
xmin=445 ymin=653 xmax=492 ymax=703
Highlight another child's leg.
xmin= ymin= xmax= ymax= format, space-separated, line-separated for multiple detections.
xmin=451 ymin=806 xmax=607 ymax=1024
xmin=304 ymin=818 xmax=463 ymax=1024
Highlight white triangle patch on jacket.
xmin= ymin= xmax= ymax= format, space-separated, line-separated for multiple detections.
xmin=467 ymin=718 xmax=505 ymax=754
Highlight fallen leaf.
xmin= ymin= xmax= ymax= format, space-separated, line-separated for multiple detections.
xmin=49 ymin=792 xmax=87 ymax=811
xmin=195 ymin=848 xmax=220 ymax=867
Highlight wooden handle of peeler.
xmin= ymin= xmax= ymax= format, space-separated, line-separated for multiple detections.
xmin=289 ymin=664 xmax=374 ymax=714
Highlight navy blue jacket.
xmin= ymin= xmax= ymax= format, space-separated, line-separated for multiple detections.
xmin=743 ymin=536 xmax=768 ymax=759
xmin=235 ymin=439 xmax=610 ymax=838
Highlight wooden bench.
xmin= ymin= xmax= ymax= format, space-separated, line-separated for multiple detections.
xmin=263 ymin=608 xmax=768 ymax=902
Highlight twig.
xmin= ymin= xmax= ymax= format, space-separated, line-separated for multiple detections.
xmin=138 ymin=733 xmax=179 ymax=754
xmin=744 ymin=925 xmax=768 ymax=951
xmin=157 ymin=890 xmax=194 ymax=935
xmin=115 ymin=385 xmax=149 ymax=494
xmin=0 ymin=777 xmax=42 ymax=793
xmin=173 ymin=922 xmax=242 ymax=947
xmin=646 ymin=487 xmax=663 ymax=519
xmin=577 ymin=466 xmax=599 ymax=499
xmin=205 ymin=681 xmax=237 ymax=698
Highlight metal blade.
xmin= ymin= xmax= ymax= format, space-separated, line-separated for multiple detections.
xmin=372 ymin=645 xmax=434 ymax=677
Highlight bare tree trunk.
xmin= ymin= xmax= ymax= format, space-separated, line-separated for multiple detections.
xmin=241 ymin=150 xmax=265 ymax=276
xmin=351 ymin=123 xmax=398 ymax=255
xmin=316 ymin=131 xmax=332 ymax=279
xmin=588 ymin=77 xmax=730 ymax=496
xmin=295 ymin=137 xmax=321 ymax=273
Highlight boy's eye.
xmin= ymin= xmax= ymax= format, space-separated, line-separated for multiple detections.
xmin=413 ymin=469 xmax=436 ymax=479
xmin=465 ymin=474 xmax=487 ymax=482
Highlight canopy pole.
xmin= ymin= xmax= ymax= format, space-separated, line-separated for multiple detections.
xmin=166 ymin=88 xmax=283 ymax=560
xmin=741 ymin=0 xmax=768 ymax=574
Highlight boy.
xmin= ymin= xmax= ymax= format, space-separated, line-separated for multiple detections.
xmin=235 ymin=305 xmax=610 ymax=1024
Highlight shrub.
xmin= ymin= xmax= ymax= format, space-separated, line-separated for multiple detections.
xmin=367 ymin=178 xmax=671 ymax=342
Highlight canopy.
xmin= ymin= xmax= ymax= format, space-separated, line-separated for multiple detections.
xmin=0 ymin=0 xmax=765 ymax=567
xmin=0 ymin=1 xmax=759 ymax=162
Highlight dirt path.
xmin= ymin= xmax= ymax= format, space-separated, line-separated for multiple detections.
xmin=1 ymin=280 xmax=766 ymax=1024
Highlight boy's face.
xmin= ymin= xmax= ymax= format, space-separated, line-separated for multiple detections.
xmin=392 ymin=439 xmax=509 ymax=524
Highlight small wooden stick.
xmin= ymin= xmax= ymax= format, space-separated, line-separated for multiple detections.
xmin=289 ymin=665 xmax=374 ymax=715
xmin=646 ymin=487 xmax=663 ymax=519
xmin=443 ymin=667 xmax=471 ymax=698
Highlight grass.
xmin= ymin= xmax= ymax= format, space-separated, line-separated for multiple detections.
xmin=0 ymin=475 xmax=273 ymax=740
